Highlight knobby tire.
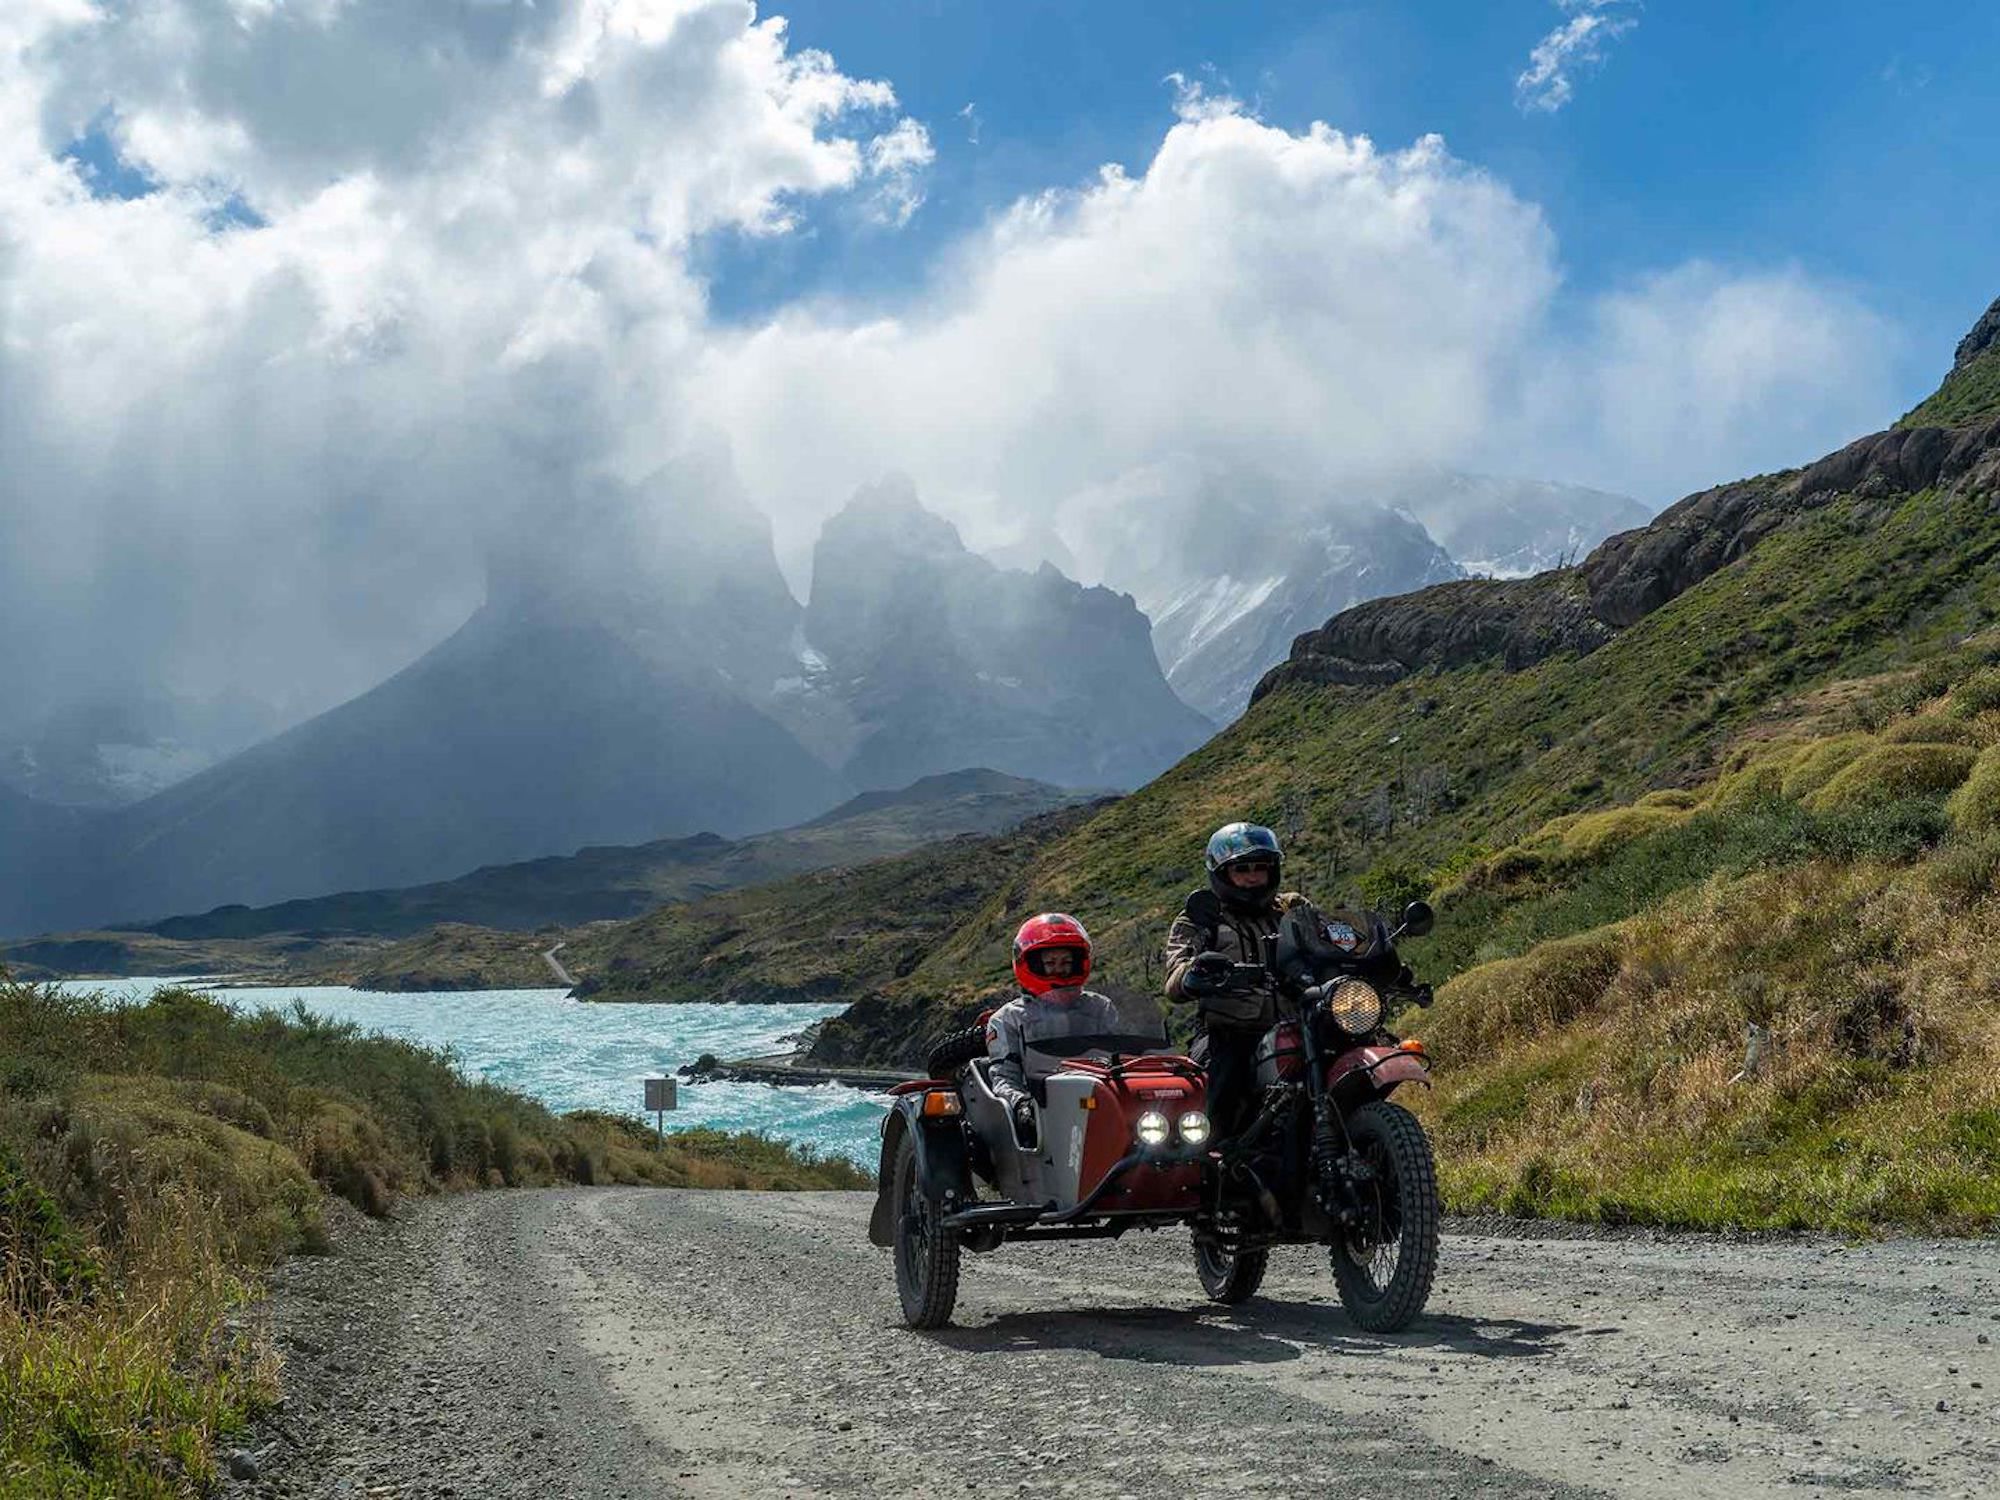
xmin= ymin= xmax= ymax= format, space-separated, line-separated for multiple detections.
xmin=892 ymin=1129 xmax=960 ymax=1329
xmin=1330 ymin=1099 xmax=1439 ymax=1333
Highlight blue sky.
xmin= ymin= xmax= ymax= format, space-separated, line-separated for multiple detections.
xmin=717 ymin=0 xmax=1998 ymax=402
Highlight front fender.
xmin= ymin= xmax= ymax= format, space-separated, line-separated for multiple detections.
xmin=1324 ymin=1045 xmax=1432 ymax=1110
xmin=867 ymin=1102 xmax=973 ymax=1248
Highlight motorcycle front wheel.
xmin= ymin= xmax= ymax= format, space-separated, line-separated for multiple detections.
xmin=1329 ymin=1100 xmax=1439 ymax=1333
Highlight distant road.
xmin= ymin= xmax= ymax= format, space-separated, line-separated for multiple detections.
xmin=249 ymin=1190 xmax=2000 ymax=1497
xmin=541 ymin=940 xmax=577 ymax=987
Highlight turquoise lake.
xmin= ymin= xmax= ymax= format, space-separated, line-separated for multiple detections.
xmin=59 ymin=979 xmax=888 ymax=1166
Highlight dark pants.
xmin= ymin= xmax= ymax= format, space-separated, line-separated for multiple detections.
xmin=1198 ymin=1026 xmax=1261 ymax=1139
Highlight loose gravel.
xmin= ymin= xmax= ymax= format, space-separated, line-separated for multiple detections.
xmin=233 ymin=1188 xmax=2000 ymax=1498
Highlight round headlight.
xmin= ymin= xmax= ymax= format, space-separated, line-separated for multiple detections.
xmin=1327 ymin=978 xmax=1383 ymax=1034
xmin=1135 ymin=1110 xmax=1170 ymax=1147
xmin=1177 ymin=1110 xmax=1211 ymax=1145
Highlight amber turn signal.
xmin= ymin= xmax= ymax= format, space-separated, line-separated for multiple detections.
xmin=921 ymin=1091 xmax=963 ymax=1117
xmin=1399 ymin=1038 xmax=1427 ymax=1055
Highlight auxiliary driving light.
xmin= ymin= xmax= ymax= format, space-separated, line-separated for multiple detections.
xmin=1135 ymin=1110 xmax=1171 ymax=1147
xmin=1177 ymin=1110 xmax=1211 ymax=1145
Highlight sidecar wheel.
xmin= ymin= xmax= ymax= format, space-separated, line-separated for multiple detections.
xmin=1192 ymin=1233 xmax=1268 ymax=1304
xmin=892 ymin=1130 xmax=960 ymax=1329
xmin=1329 ymin=1100 xmax=1439 ymax=1333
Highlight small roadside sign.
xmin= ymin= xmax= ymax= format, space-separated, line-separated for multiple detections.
xmin=644 ymin=1076 xmax=677 ymax=1143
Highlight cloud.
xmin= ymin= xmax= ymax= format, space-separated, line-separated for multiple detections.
xmin=1516 ymin=1 xmax=1639 ymax=114
xmin=0 ymin=0 xmax=926 ymax=719
xmin=863 ymin=116 xmax=935 ymax=227
xmin=1543 ymin=263 xmax=1900 ymax=497
xmin=0 ymin=6 xmax=1899 ymax=733
xmin=695 ymin=100 xmax=1894 ymax=576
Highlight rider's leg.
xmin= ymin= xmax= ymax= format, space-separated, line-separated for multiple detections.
xmin=1203 ymin=1026 xmax=1259 ymax=1139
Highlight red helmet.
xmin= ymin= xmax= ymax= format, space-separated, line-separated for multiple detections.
xmin=1012 ymin=912 xmax=1092 ymax=996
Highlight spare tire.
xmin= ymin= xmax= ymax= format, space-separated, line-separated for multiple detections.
xmin=924 ymin=1025 xmax=988 ymax=1078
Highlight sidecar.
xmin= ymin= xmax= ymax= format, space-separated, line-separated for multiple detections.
xmin=867 ymin=1008 xmax=1213 ymax=1327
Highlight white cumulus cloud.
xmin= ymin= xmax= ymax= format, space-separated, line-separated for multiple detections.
xmin=696 ymin=100 xmax=1895 ymax=578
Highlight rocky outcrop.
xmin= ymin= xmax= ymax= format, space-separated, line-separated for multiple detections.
xmin=1252 ymin=573 xmax=1612 ymax=702
xmin=1794 ymin=416 xmax=2000 ymax=500
xmin=1256 ymin=307 xmax=2000 ymax=704
xmin=1577 ymin=476 xmax=1806 ymax=630
xmin=1955 ymin=295 xmax=2000 ymax=370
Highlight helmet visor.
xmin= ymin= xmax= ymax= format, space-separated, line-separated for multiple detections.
xmin=1023 ymin=945 xmax=1086 ymax=980
xmin=1221 ymin=856 xmax=1277 ymax=889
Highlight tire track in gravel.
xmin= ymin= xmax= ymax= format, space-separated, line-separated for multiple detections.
xmin=243 ymin=1188 xmax=2000 ymax=1498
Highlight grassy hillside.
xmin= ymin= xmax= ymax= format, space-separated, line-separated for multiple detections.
xmin=811 ymin=467 xmax=2000 ymax=1062
xmin=567 ymin=803 xmax=1104 ymax=1017
xmin=0 ymin=977 xmax=863 ymax=1495
xmin=1398 ymin=660 xmax=2000 ymax=1231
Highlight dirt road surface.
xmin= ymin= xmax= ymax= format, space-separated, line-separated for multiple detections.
xmin=242 ymin=1188 xmax=2000 ymax=1498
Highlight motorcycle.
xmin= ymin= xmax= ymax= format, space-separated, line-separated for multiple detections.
xmin=1183 ymin=889 xmax=1441 ymax=1332
xmin=867 ymin=894 xmax=1441 ymax=1332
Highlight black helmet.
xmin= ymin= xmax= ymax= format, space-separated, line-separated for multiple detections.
xmin=1205 ymin=822 xmax=1281 ymax=910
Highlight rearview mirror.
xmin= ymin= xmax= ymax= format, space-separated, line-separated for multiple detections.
xmin=1183 ymin=888 xmax=1223 ymax=929
xmin=1397 ymin=900 xmax=1435 ymax=940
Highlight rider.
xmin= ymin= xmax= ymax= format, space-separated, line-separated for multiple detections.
xmin=1163 ymin=823 xmax=1300 ymax=1137
xmin=986 ymin=913 xmax=1119 ymax=1151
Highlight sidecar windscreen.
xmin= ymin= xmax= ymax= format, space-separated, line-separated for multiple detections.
xmin=1019 ymin=996 xmax=1175 ymax=1068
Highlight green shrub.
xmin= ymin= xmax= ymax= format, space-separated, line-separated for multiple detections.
xmin=1805 ymin=743 xmax=1977 ymax=813
xmin=1429 ymin=928 xmax=1625 ymax=1057
xmin=1947 ymin=746 xmax=2000 ymax=836
xmin=1780 ymin=734 xmax=1876 ymax=800
xmin=1354 ymin=861 xmax=1428 ymax=913
xmin=1 ymin=1153 xmax=100 ymax=1313
xmin=1949 ymin=668 xmax=2000 ymax=720
xmin=1925 ymin=832 xmax=2000 ymax=907
xmin=1552 ymin=804 xmax=1694 ymax=860
xmin=1706 ymin=761 xmax=1787 ymax=812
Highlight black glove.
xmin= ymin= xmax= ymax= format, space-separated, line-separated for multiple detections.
xmin=1010 ymin=1098 xmax=1040 ymax=1150
xmin=1184 ymin=950 xmax=1233 ymax=995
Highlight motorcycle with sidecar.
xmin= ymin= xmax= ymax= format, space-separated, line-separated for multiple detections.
xmin=868 ymin=896 xmax=1442 ymax=1331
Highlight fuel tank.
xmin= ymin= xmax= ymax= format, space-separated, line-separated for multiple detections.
xmin=1254 ymin=1020 xmax=1306 ymax=1085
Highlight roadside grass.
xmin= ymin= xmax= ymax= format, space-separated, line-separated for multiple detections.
xmin=0 ymin=979 xmax=863 ymax=1494
xmin=1414 ymin=822 xmax=2000 ymax=1234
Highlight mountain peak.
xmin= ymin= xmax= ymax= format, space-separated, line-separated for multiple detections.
xmin=824 ymin=474 xmax=966 ymax=557
xmin=1955 ymin=294 xmax=2000 ymax=371
xmin=1899 ymin=290 xmax=2000 ymax=431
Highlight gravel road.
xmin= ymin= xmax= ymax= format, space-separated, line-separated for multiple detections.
xmin=237 ymin=1188 xmax=2000 ymax=1498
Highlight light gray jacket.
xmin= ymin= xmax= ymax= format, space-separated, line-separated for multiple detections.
xmin=985 ymin=989 xmax=1121 ymax=1110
